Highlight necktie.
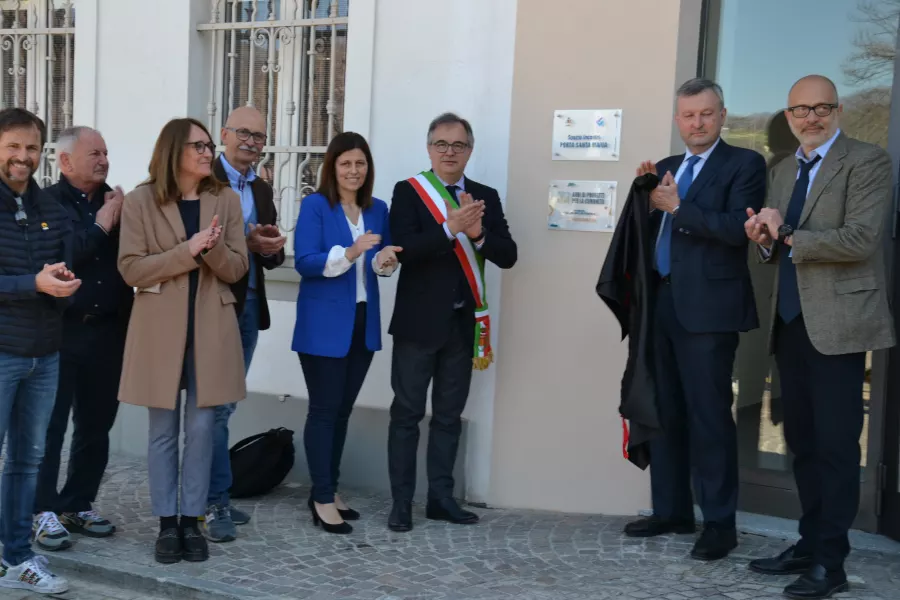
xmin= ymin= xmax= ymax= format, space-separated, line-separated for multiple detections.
xmin=445 ymin=184 xmax=459 ymax=206
xmin=656 ymin=155 xmax=701 ymax=277
xmin=777 ymin=154 xmax=822 ymax=323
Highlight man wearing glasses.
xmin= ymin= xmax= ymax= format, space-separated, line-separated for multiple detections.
xmin=386 ymin=113 xmax=517 ymax=532
xmin=746 ymin=75 xmax=894 ymax=599
xmin=0 ymin=108 xmax=77 ymax=594
xmin=204 ymin=106 xmax=286 ymax=543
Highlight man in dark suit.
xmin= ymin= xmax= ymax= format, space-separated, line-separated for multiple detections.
xmin=33 ymin=127 xmax=132 ymax=551
xmin=624 ymin=78 xmax=766 ymax=561
xmin=204 ymin=106 xmax=286 ymax=543
xmin=746 ymin=75 xmax=894 ymax=600
xmin=387 ymin=112 xmax=517 ymax=532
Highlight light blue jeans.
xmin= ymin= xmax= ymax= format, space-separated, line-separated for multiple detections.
xmin=0 ymin=352 xmax=59 ymax=566
xmin=207 ymin=297 xmax=259 ymax=507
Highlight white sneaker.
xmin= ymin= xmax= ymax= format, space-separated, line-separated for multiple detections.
xmin=32 ymin=511 xmax=72 ymax=551
xmin=0 ymin=555 xmax=69 ymax=594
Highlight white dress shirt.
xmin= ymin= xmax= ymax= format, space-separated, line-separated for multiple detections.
xmin=323 ymin=212 xmax=396 ymax=302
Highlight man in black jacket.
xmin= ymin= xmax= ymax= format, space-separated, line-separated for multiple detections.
xmin=204 ymin=106 xmax=285 ymax=543
xmin=387 ymin=113 xmax=517 ymax=532
xmin=33 ymin=126 xmax=133 ymax=552
xmin=0 ymin=108 xmax=77 ymax=595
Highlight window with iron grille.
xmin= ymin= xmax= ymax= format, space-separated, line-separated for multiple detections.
xmin=199 ymin=0 xmax=349 ymax=253
xmin=0 ymin=0 xmax=75 ymax=186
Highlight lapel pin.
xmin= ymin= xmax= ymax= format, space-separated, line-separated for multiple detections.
xmin=41 ymin=222 xmax=49 ymax=230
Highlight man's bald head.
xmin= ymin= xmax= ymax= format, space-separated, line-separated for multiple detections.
xmin=785 ymin=74 xmax=842 ymax=155
xmin=221 ymin=106 xmax=267 ymax=173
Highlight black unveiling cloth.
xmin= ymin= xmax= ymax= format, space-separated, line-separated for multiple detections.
xmin=595 ymin=173 xmax=662 ymax=470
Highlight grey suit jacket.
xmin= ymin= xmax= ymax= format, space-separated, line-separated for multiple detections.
xmin=760 ymin=132 xmax=895 ymax=356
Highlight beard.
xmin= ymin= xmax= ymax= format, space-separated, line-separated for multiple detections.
xmin=2 ymin=157 xmax=35 ymax=182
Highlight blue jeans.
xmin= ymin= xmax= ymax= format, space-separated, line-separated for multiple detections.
xmin=207 ymin=297 xmax=259 ymax=506
xmin=0 ymin=352 xmax=60 ymax=566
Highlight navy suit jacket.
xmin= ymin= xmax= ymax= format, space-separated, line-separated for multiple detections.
xmin=292 ymin=193 xmax=391 ymax=357
xmin=652 ymin=140 xmax=766 ymax=333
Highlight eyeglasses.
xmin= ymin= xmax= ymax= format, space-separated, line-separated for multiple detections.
xmin=787 ymin=103 xmax=838 ymax=118
xmin=431 ymin=140 xmax=470 ymax=154
xmin=184 ymin=141 xmax=216 ymax=155
xmin=14 ymin=196 xmax=27 ymax=227
xmin=225 ymin=127 xmax=266 ymax=144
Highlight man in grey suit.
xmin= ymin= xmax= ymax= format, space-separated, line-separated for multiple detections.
xmin=745 ymin=74 xmax=895 ymax=600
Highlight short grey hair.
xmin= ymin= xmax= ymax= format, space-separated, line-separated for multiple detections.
xmin=56 ymin=126 xmax=97 ymax=155
xmin=676 ymin=78 xmax=725 ymax=109
xmin=426 ymin=112 xmax=475 ymax=147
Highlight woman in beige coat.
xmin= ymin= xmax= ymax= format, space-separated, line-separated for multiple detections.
xmin=117 ymin=118 xmax=248 ymax=565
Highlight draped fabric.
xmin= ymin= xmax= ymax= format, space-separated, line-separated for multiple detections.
xmin=595 ymin=173 xmax=662 ymax=470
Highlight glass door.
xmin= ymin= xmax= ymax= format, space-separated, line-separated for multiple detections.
xmin=701 ymin=0 xmax=900 ymax=532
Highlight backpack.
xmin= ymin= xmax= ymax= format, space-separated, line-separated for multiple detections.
xmin=228 ymin=427 xmax=295 ymax=498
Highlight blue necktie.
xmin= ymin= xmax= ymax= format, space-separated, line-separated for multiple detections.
xmin=656 ymin=155 xmax=701 ymax=277
xmin=777 ymin=154 xmax=822 ymax=323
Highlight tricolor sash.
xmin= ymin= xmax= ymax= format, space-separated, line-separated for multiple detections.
xmin=407 ymin=171 xmax=493 ymax=370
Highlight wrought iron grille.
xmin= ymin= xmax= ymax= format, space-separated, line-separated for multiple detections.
xmin=0 ymin=0 xmax=75 ymax=187
xmin=199 ymin=0 xmax=349 ymax=254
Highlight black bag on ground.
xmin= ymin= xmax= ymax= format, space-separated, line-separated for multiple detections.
xmin=228 ymin=427 xmax=295 ymax=498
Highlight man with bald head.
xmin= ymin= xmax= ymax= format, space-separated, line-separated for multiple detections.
xmin=746 ymin=75 xmax=894 ymax=599
xmin=33 ymin=126 xmax=133 ymax=551
xmin=203 ymin=106 xmax=286 ymax=542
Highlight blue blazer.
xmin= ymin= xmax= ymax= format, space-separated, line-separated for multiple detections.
xmin=651 ymin=140 xmax=766 ymax=333
xmin=291 ymin=193 xmax=391 ymax=358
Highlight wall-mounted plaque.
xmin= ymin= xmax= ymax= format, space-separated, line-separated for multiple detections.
xmin=552 ymin=109 xmax=622 ymax=161
xmin=548 ymin=180 xmax=617 ymax=232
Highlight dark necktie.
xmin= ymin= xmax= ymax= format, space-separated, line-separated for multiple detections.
xmin=445 ymin=184 xmax=469 ymax=308
xmin=777 ymin=154 xmax=822 ymax=323
xmin=656 ymin=155 xmax=701 ymax=276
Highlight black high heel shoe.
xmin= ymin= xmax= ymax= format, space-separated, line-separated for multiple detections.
xmin=338 ymin=507 xmax=360 ymax=521
xmin=307 ymin=497 xmax=352 ymax=534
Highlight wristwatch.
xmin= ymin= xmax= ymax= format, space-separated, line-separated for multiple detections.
xmin=777 ymin=224 xmax=794 ymax=244
xmin=469 ymin=226 xmax=486 ymax=244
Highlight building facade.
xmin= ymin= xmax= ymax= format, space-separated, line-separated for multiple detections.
xmin=4 ymin=0 xmax=900 ymax=540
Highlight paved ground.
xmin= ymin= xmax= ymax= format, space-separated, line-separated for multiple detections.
xmin=0 ymin=575 xmax=170 ymax=600
xmin=2 ymin=454 xmax=888 ymax=600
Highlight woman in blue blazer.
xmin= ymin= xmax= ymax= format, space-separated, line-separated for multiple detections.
xmin=292 ymin=132 xmax=400 ymax=534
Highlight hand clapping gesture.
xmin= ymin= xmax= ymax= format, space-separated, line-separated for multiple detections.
xmin=189 ymin=214 xmax=223 ymax=256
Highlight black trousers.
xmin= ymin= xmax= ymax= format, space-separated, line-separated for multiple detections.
xmin=388 ymin=309 xmax=474 ymax=501
xmin=649 ymin=283 xmax=740 ymax=525
xmin=34 ymin=316 xmax=125 ymax=514
xmin=298 ymin=303 xmax=373 ymax=504
xmin=775 ymin=316 xmax=865 ymax=571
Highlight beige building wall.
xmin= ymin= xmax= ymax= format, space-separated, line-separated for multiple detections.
xmin=489 ymin=0 xmax=704 ymax=514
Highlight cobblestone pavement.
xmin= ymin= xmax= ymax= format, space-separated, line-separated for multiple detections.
xmin=12 ymin=455 xmax=900 ymax=600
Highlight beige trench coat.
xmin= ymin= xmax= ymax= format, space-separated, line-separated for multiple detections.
xmin=117 ymin=184 xmax=249 ymax=409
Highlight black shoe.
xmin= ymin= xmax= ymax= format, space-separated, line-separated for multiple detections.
xmin=308 ymin=497 xmax=352 ymax=534
xmin=425 ymin=498 xmax=479 ymax=525
xmin=749 ymin=545 xmax=815 ymax=575
xmin=783 ymin=565 xmax=848 ymax=599
xmin=690 ymin=523 xmax=737 ymax=561
xmin=624 ymin=515 xmax=696 ymax=538
xmin=154 ymin=528 xmax=182 ymax=564
xmin=181 ymin=526 xmax=209 ymax=562
xmin=338 ymin=507 xmax=361 ymax=521
xmin=388 ymin=500 xmax=413 ymax=532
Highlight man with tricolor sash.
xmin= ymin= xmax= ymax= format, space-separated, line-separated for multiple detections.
xmin=386 ymin=113 xmax=517 ymax=532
